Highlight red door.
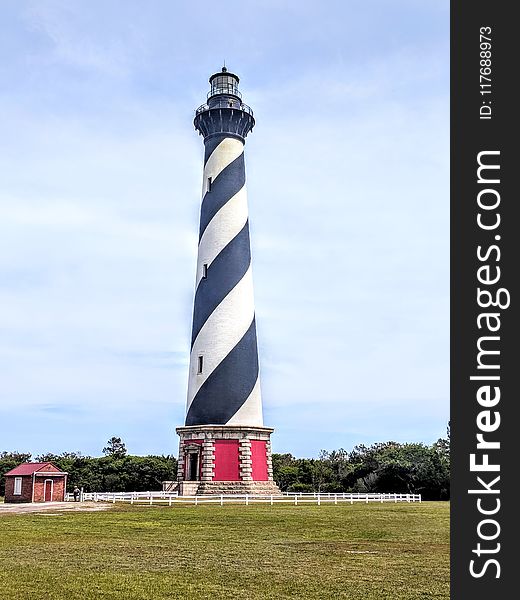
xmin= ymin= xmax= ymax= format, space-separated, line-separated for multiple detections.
xmin=44 ymin=480 xmax=52 ymax=502
xmin=214 ymin=440 xmax=240 ymax=481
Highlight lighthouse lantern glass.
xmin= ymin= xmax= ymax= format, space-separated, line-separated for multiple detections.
xmin=209 ymin=74 xmax=241 ymax=99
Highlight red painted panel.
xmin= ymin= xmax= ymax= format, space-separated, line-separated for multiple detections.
xmin=251 ymin=440 xmax=268 ymax=481
xmin=214 ymin=440 xmax=239 ymax=481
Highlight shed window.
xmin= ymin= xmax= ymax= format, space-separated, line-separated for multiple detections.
xmin=14 ymin=477 xmax=22 ymax=495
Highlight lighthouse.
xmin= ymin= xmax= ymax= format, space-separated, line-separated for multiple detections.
xmin=175 ymin=68 xmax=280 ymax=495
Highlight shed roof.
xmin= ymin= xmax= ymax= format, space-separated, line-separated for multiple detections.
xmin=4 ymin=462 xmax=66 ymax=476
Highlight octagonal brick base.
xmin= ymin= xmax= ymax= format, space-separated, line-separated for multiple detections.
xmin=176 ymin=425 xmax=280 ymax=496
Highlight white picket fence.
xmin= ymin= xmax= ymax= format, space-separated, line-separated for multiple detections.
xmin=66 ymin=491 xmax=421 ymax=506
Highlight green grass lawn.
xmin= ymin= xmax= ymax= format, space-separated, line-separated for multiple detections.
xmin=0 ymin=502 xmax=449 ymax=600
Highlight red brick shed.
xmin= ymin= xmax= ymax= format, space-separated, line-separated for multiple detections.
xmin=4 ymin=462 xmax=68 ymax=504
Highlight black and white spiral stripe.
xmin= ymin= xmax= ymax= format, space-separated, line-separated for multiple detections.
xmin=185 ymin=135 xmax=262 ymax=426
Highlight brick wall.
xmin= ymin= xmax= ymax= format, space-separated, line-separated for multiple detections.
xmin=4 ymin=476 xmax=33 ymax=503
xmin=44 ymin=464 xmax=63 ymax=473
xmin=33 ymin=477 xmax=66 ymax=502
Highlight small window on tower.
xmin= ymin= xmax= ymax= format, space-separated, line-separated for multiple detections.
xmin=207 ymin=177 xmax=212 ymax=192
xmin=197 ymin=355 xmax=203 ymax=374
xmin=202 ymin=263 xmax=208 ymax=279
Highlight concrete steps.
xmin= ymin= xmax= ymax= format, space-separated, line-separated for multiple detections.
xmin=195 ymin=481 xmax=281 ymax=496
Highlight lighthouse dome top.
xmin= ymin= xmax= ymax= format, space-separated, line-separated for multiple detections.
xmin=208 ymin=66 xmax=241 ymax=100
xmin=194 ymin=67 xmax=254 ymax=141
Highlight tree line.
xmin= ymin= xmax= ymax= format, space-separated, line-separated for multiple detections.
xmin=273 ymin=435 xmax=450 ymax=500
xmin=0 ymin=438 xmax=177 ymax=496
xmin=0 ymin=429 xmax=449 ymax=500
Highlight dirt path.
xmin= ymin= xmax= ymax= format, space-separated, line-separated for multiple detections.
xmin=0 ymin=501 xmax=112 ymax=515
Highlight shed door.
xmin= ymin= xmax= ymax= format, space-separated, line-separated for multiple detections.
xmin=44 ymin=480 xmax=53 ymax=502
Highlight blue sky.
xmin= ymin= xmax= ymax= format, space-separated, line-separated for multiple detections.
xmin=0 ymin=1 xmax=449 ymax=458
